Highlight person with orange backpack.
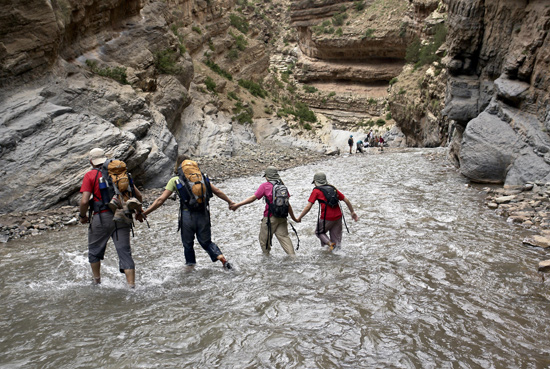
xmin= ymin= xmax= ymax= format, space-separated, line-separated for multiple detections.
xmin=142 ymin=156 xmax=234 ymax=270
xmin=79 ymin=148 xmax=144 ymax=288
xmin=296 ymin=171 xmax=359 ymax=251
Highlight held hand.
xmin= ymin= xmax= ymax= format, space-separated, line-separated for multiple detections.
xmin=229 ymin=203 xmax=240 ymax=211
xmin=135 ymin=212 xmax=144 ymax=223
xmin=291 ymin=215 xmax=300 ymax=223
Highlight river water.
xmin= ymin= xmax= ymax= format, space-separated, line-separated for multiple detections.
xmin=1 ymin=149 xmax=549 ymax=368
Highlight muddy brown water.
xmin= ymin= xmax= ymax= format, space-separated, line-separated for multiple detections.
xmin=1 ymin=149 xmax=549 ymax=368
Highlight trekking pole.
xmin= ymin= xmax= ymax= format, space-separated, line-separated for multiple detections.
xmin=289 ymin=222 xmax=300 ymax=250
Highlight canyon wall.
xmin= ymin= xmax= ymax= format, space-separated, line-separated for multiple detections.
xmin=0 ymin=0 xmax=278 ymax=213
xmin=443 ymin=0 xmax=550 ymax=185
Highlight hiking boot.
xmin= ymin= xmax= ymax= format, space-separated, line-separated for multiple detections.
xmin=113 ymin=208 xmax=132 ymax=224
xmin=223 ymin=260 xmax=233 ymax=270
xmin=126 ymin=197 xmax=142 ymax=212
xmin=108 ymin=197 xmax=121 ymax=212
xmin=328 ymin=242 xmax=336 ymax=251
xmin=92 ymin=276 xmax=101 ymax=285
xmin=218 ymin=256 xmax=232 ymax=270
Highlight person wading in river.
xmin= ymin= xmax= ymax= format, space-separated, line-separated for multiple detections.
xmin=142 ymin=156 xmax=233 ymax=270
xmin=79 ymin=148 xmax=144 ymax=287
xmin=296 ymin=171 xmax=359 ymax=251
xmin=230 ymin=166 xmax=299 ymax=256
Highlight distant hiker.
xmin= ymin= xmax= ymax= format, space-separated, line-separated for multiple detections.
xmin=230 ymin=166 xmax=299 ymax=256
xmin=79 ymin=148 xmax=144 ymax=288
xmin=142 ymin=156 xmax=234 ymax=270
xmin=356 ymin=140 xmax=364 ymax=153
xmin=379 ymin=136 xmax=385 ymax=151
xmin=348 ymin=135 xmax=354 ymax=154
xmin=296 ymin=171 xmax=359 ymax=251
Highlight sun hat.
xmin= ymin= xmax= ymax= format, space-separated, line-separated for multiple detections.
xmin=263 ymin=166 xmax=281 ymax=181
xmin=89 ymin=148 xmax=107 ymax=166
xmin=312 ymin=171 xmax=328 ymax=186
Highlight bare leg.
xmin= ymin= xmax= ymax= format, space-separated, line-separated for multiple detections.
xmin=91 ymin=262 xmax=101 ymax=284
xmin=217 ymin=255 xmax=232 ymax=269
xmin=124 ymin=269 xmax=135 ymax=288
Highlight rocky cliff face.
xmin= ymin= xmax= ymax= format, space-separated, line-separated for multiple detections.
xmin=287 ymin=0 xmax=411 ymax=129
xmin=0 ymin=0 xmax=331 ymax=213
xmin=3 ymin=0 xmax=549 ymax=214
xmin=443 ymin=0 xmax=550 ymax=185
xmin=0 ymin=0 xmax=186 ymax=212
xmin=285 ymin=0 xmax=448 ymax=142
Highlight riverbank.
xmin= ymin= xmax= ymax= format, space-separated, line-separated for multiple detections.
xmin=482 ymin=184 xmax=550 ymax=271
xmin=0 ymin=143 xmax=329 ymax=242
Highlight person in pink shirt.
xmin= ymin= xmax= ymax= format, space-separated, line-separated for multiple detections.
xmin=230 ymin=166 xmax=299 ymax=255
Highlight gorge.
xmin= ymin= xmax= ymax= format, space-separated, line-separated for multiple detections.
xmin=0 ymin=0 xmax=549 ymax=213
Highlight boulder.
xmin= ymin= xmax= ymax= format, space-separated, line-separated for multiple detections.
xmin=523 ymin=235 xmax=550 ymax=248
xmin=459 ymin=111 xmax=519 ymax=183
xmin=538 ymin=260 xmax=550 ymax=273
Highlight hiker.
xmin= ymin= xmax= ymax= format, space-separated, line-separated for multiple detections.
xmin=379 ymin=136 xmax=385 ymax=151
xmin=348 ymin=135 xmax=354 ymax=154
xmin=356 ymin=140 xmax=364 ymax=153
xmin=79 ymin=148 xmax=144 ymax=288
xmin=296 ymin=171 xmax=359 ymax=251
xmin=230 ymin=166 xmax=298 ymax=256
xmin=142 ymin=156 xmax=233 ymax=270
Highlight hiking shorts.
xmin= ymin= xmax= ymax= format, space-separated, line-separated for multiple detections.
xmin=88 ymin=212 xmax=134 ymax=273
xmin=316 ymin=217 xmax=343 ymax=248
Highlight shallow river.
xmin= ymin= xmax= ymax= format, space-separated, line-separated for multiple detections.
xmin=1 ymin=149 xmax=549 ymax=368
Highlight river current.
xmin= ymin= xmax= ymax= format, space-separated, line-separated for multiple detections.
xmin=1 ymin=149 xmax=549 ymax=368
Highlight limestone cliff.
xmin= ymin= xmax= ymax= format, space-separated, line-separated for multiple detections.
xmin=443 ymin=0 xmax=550 ymax=185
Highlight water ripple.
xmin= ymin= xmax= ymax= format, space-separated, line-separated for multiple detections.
xmin=1 ymin=149 xmax=548 ymax=368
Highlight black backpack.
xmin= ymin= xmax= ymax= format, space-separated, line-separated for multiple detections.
xmin=315 ymin=185 xmax=349 ymax=236
xmin=348 ymin=138 xmax=353 ymax=145
xmin=316 ymin=185 xmax=339 ymax=207
xmin=267 ymin=180 xmax=290 ymax=218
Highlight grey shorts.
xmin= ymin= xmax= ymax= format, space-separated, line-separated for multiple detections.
xmin=88 ymin=211 xmax=134 ymax=272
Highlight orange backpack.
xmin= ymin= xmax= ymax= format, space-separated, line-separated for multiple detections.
xmin=176 ymin=160 xmax=212 ymax=210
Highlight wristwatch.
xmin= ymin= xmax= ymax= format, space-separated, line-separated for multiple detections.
xmin=79 ymin=214 xmax=87 ymax=219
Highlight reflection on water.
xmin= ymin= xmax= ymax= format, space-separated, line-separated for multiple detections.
xmin=1 ymin=149 xmax=549 ymax=368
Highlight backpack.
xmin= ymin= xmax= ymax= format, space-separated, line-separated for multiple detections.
xmin=102 ymin=159 xmax=134 ymax=200
xmin=348 ymin=138 xmax=353 ymax=145
xmin=316 ymin=185 xmax=339 ymax=207
xmin=267 ymin=180 xmax=289 ymax=218
xmin=92 ymin=159 xmax=136 ymax=213
xmin=176 ymin=160 xmax=213 ymax=211
xmin=314 ymin=185 xmax=345 ymax=236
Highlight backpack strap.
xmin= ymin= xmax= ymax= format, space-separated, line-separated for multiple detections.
xmin=263 ymin=180 xmax=278 ymax=216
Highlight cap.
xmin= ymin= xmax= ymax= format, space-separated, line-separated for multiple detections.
xmin=89 ymin=148 xmax=107 ymax=166
xmin=263 ymin=166 xmax=281 ymax=181
xmin=312 ymin=171 xmax=328 ymax=186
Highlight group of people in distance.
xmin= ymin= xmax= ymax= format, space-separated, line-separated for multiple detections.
xmin=348 ymin=130 xmax=385 ymax=154
xmin=79 ymin=148 xmax=359 ymax=288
